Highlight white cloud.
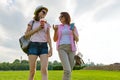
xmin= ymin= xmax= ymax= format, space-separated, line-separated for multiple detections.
xmin=0 ymin=46 xmax=20 ymax=63
xmin=0 ymin=25 xmax=9 ymax=42
xmin=0 ymin=0 xmax=120 ymax=64
xmin=0 ymin=0 xmax=8 ymax=7
xmin=73 ymin=0 xmax=120 ymax=64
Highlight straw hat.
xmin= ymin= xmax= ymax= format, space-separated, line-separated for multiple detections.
xmin=34 ymin=5 xmax=48 ymax=15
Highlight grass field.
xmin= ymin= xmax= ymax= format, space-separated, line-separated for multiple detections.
xmin=0 ymin=70 xmax=120 ymax=80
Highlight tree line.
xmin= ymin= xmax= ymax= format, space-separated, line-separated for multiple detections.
xmin=0 ymin=59 xmax=85 ymax=70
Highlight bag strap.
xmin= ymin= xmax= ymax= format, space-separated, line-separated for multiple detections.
xmin=31 ymin=20 xmax=34 ymax=30
xmin=26 ymin=20 xmax=34 ymax=38
xmin=76 ymin=42 xmax=80 ymax=52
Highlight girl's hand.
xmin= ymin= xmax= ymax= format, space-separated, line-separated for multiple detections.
xmin=53 ymin=25 xmax=58 ymax=31
xmin=48 ymin=48 xmax=52 ymax=57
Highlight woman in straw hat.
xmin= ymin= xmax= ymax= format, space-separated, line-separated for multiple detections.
xmin=25 ymin=5 xmax=52 ymax=80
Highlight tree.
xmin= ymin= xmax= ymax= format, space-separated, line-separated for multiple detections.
xmin=13 ymin=59 xmax=20 ymax=64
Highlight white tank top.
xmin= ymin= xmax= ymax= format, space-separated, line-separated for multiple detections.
xmin=60 ymin=24 xmax=71 ymax=45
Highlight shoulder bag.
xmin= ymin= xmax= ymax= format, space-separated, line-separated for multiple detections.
xmin=19 ymin=20 xmax=34 ymax=54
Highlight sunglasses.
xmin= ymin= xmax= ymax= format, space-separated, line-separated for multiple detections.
xmin=59 ymin=15 xmax=64 ymax=18
xmin=41 ymin=10 xmax=46 ymax=15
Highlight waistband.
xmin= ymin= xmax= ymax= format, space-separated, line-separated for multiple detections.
xmin=30 ymin=42 xmax=47 ymax=44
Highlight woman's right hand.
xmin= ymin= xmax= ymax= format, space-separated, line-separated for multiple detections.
xmin=40 ymin=25 xmax=44 ymax=29
xmin=53 ymin=25 xmax=58 ymax=31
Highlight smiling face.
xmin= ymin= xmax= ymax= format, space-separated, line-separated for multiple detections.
xmin=34 ymin=8 xmax=48 ymax=21
xmin=59 ymin=12 xmax=71 ymax=25
xmin=59 ymin=15 xmax=66 ymax=24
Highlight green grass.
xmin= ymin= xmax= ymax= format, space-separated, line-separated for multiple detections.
xmin=0 ymin=70 xmax=120 ymax=80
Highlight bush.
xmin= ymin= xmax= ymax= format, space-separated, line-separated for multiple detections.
xmin=52 ymin=65 xmax=63 ymax=70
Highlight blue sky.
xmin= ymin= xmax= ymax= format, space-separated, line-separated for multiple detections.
xmin=0 ymin=0 xmax=120 ymax=64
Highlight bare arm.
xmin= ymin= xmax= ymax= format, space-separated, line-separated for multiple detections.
xmin=72 ymin=27 xmax=79 ymax=42
xmin=53 ymin=25 xmax=58 ymax=42
xmin=25 ymin=25 xmax=43 ymax=38
xmin=47 ymin=27 xmax=52 ymax=57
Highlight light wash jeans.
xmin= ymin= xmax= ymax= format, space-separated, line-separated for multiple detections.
xmin=58 ymin=44 xmax=75 ymax=80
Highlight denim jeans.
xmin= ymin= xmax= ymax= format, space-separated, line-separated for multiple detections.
xmin=28 ymin=42 xmax=48 ymax=56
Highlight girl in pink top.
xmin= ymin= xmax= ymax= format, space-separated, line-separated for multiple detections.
xmin=53 ymin=12 xmax=79 ymax=80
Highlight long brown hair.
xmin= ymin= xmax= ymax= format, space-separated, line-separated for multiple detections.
xmin=60 ymin=12 xmax=71 ymax=25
